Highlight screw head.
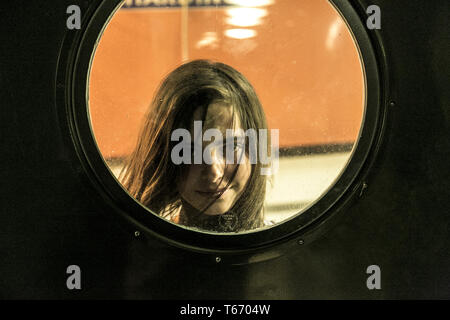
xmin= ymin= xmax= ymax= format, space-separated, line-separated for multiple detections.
xmin=215 ymin=256 xmax=222 ymax=263
xmin=297 ymin=239 xmax=304 ymax=245
xmin=359 ymin=182 xmax=368 ymax=197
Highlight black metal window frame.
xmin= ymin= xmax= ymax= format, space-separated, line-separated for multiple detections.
xmin=56 ymin=0 xmax=388 ymax=260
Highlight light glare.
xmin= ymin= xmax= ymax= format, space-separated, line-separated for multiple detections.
xmin=225 ymin=28 xmax=257 ymax=39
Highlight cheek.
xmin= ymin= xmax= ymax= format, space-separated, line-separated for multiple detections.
xmin=177 ymin=165 xmax=202 ymax=194
xmin=232 ymin=159 xmax=252 ymax=192
xmin=178 ymin=166 xmax=198 ymax=192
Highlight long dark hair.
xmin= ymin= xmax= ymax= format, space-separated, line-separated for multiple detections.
xmin=120 ymin=60 xmax=269 ymax=232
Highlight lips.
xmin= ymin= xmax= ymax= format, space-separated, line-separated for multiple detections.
xmin=196 ymin=187 xmax=229 ymax=196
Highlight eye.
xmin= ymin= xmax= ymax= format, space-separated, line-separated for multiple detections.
xmin=222 ymin=140 xmax=244 ymax=154
xmin=234 ymin=142 xmax=245 ymax=151
xmin=221 ymin=140 xmax=245 ymax=164
xmin=227 ymin=141 xmax=241 ymax=152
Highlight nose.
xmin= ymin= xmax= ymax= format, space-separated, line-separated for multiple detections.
xmin=203 ymin=147 xmax=225 ymax=185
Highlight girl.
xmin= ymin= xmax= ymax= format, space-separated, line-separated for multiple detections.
xmin=120 ymin=60 xmax=271 ymax=232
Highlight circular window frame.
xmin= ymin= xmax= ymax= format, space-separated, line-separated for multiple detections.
xmin=57 ymin=0 xmax=387 ymax=257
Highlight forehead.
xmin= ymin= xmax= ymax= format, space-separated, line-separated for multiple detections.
xmin=191 ymin=103 xmax=243 ymax=133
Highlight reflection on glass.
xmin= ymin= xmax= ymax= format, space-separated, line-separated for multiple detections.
xmin=225 ymin=28 xmax=257 ymax=39
xmin=225 ymin=0 xmax=274 ymax=6
xmin=89 ymin=0 xmax=365 ymax=233
xmin=225 ymin=8 xmax=268 ymax=27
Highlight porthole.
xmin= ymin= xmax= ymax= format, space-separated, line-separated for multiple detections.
xmin=58 ymin=0 xmax=385 ymax=255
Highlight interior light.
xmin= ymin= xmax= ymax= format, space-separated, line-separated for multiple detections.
xmin=224 ymin=28 xmax=257 ymax=39
xmin=224 ymin=0 xmax=274 ymax=7
xmin=226 ymin=8 xmax=267 ymax=27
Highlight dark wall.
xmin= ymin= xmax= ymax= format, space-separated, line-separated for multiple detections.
xmin=0 ymin=0 xmax=448 ymax=299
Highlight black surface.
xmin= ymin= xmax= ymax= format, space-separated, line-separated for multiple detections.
xmin=0 ymin=0 xmax=449 ymax=299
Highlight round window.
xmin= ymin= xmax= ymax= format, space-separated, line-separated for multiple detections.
xmin=62 ymin=0 xmax=384 ymax=254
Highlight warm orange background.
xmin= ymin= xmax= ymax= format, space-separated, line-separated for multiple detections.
xmin=89 ymin=0 xmax=364 ymax=159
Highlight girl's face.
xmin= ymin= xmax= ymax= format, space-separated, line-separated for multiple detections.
xmin=177 ymin=103 xmax=252 ymax=215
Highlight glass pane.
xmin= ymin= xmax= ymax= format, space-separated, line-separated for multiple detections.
xmin=88 ymin=0 xmax=365 ymax=233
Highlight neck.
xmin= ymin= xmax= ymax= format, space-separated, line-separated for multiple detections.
xmin=179 ymin=198 xmax=239 ymax=232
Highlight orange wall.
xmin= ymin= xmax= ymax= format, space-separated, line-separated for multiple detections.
xmin=89 ymin=0 xmax=364 ymax=159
